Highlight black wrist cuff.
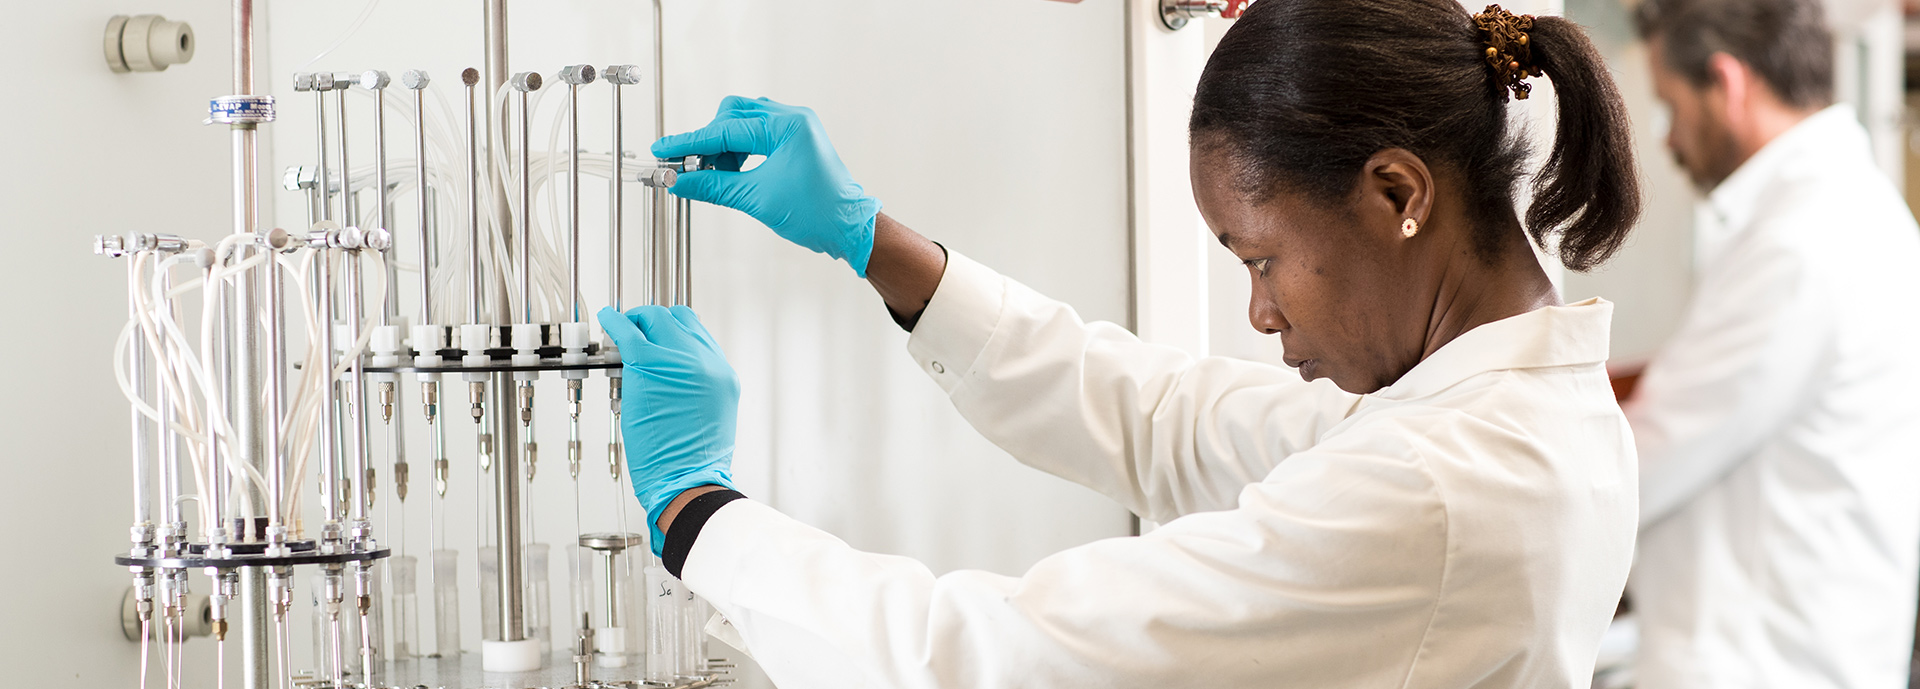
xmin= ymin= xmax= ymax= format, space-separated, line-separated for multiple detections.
xmin=663 ymin=489 xmax=747 ymax=579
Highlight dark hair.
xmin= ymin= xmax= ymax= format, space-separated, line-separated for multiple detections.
xmin=1189 ymin=0 xmax=1640 ymax=272
xmin=1634 ymin=0 xmax=1833 ymax=109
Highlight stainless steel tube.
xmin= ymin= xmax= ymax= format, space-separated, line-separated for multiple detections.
xmin=128 ymin=261 xmax=154 ymax=543
xmin=411 ymin=76 xmax=434 ymax=325
xmin=370 ymin=76 xmax=395 ymax=324
xmin=609 ymin=75 xmax=625 ymax=312
xmin=315 ymin=84 xmax=333 ymax=223
xmin=315 ymin=251 xmax=343 ymax=533
xmin=265 ymin=247 xmax=286 ymax=533
xmin=464 ymin=70 xmax=483 ymax=325
xmin=514 ymin=77 xmax=535 ymax=324
xmin=652 ymin=187 xmax=671 ymax=307
xmin=344 ymin=252 xmax=372 ymax=533
xmin=568 ymin=79 xmax=583 ymax=322
xmin=336 ymin=85 xmax=356 ymax=228
xmin=677 ymin=196 xmax=692 ymax=306
xmin=492 ymin=374 xmax=524 ymax=641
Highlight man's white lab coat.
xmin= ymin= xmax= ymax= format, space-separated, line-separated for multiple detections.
xmin=682 ymin=251 xmax=1638 ymax=688
xmin=1628 ymin=105 xmax=1920 ymax=689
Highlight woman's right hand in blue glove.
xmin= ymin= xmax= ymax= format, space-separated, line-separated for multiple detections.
xmin=653 ymin=96 xmax=884 ymax=277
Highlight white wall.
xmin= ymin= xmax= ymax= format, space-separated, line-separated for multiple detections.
xmin=0 ymin=1 xmax=246 ymax=686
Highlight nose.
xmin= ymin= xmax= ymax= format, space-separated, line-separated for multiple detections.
xmin=1247 ymin=278 xmax=1288 ymax=335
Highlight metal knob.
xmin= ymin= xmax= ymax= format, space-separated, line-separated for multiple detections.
xmin=401 ymin=69 xmax=430 ymax=90
xmin=510 ymin=71 xmax=542 ymax=92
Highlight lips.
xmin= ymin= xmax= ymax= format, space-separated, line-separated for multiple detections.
xmin=1284 ymin=357 xmax=1319 ymax=381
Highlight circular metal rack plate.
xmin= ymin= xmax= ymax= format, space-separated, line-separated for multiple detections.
xmin=116 ymin=541 xmax=390 ymax=569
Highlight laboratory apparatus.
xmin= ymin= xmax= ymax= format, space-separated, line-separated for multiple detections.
xmin=95 ymin=2 xmax=730 ymax=687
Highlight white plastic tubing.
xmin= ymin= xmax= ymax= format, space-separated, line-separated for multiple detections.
xmin=338 ymin=71 xmax=645 ymax=327
xmin=114 ymin=233 xmax=387 ymax=531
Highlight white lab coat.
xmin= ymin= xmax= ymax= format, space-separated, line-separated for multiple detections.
xmin=683 ymin=251 xmax=1638 ymax=688
xmin=1627 ymin=105 xmax=1920 ymax=689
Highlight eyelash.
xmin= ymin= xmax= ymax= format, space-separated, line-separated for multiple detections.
xmin=1243 ymin=258 xmax=1271 ymax=276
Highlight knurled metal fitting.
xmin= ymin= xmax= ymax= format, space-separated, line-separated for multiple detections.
xmin=363 ymin=227 xmax=393 ymax=252
xmin=312 ymin=71 xmax=336 ymax=92
xmin=292 ymin=72 xmax=315 ymax=92
xmin=358 ymin=70 xmax=390 ymax=90
xmin=637 ymin=167 xmax=678 ymax=188
xmin=603 ymin=64 xmax=642 ymax=86
xmin=332 ymin=226 xmax=366 ymax=250
xmin=94 ymin=234 xmax=128 ymax=257
xmin=401 ymin=69 xmax=430 ymax=90
xmin=559 ymin=64 xmax=597 ymax=86
xmin=329 ymin=72 xmax=355 ymax=91
xmin=510 ymin=71 xmax=542 ymax=92
xmin=461 ymin=67 xmax=480 ymax=87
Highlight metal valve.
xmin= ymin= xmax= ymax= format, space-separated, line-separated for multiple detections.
xmin=1160 ymin=0 xmax=1255 ymax=30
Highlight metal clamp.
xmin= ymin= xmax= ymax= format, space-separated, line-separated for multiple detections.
xmin=208 ymin=95 xmax=276 ymax=125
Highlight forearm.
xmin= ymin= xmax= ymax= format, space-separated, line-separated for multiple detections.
xmin=865 ymin=213 xmax=947 ymax=329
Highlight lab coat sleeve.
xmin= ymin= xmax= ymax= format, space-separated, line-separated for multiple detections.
xmin=681 ymin=427 xmax=1445 ymax=689
xmin=905 ymin=251 xmax=1362 ymax=523
xmin=1626 ymin=226 xmax=1833 ymax=527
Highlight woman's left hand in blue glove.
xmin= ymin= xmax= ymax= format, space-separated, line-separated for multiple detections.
xmin=596 ymin=304 xmax=739 ymax=555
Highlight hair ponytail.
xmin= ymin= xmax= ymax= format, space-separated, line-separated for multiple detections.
xmin=1527 ymin=15 xmax=1641 ymax=271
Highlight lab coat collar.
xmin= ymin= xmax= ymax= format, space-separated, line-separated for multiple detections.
xmin=1704 ymin=105 xmax=1866 ymax=245
xmin=1370 ymin=298 xmax=1613 ymax=402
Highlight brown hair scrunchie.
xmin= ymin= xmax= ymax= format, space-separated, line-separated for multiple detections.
xmin=1475 ymin=4 xmax=1541 ymax=101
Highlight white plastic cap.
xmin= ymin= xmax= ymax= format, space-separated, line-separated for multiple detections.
xmin=561 ymin=322 xmax=591 ymax=350
xmin=370 ymin=325 xmax=402 ymax=356
xmin=481 ymin=639 xmax=543 ymax=672
xmin=595 ymin=627 xmax=629 ymax=667
xmin=512 ymin=323 xmax=542 ymax=354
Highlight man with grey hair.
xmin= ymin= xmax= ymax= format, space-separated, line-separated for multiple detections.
xmin=1628 ymin=0 xmax=1920 ymax=687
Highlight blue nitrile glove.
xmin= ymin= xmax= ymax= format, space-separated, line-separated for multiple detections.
xmin=652 ymin=96 xmax=883 ymax=277
xmin=596 ymin=305 xmax=739 ymax=555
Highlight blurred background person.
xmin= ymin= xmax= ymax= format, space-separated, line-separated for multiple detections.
xmin=1626 ymin=0 xmax=1920 ymax=687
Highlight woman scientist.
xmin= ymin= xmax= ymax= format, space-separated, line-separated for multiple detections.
xmin=598 ymin=1 xmax=1642 ymax=686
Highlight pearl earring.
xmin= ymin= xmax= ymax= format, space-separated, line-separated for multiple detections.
xmin=1401 ymin=218 xmax=1420 ymax=238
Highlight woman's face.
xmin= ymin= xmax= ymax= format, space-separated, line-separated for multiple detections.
xmin=1190 ymin=146 xmax=1433 ymax=395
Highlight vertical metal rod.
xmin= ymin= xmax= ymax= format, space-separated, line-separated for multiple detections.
xmin=517 ymin=84 xmax=533 ymax=324
xmin=412 ymin=79 xmax=434 ymax=325
xmin=677 ymin=196 xmax=692 ymax=306
xmin=464 ymin=70 xmax=484 ymax=325
xmin=372 ymin=80 xmax=395 ymax=325
xmin=345 ymin=251 xmax=372 ymax=532
xmin=493 ymin=375 xmax=524 ymax=641
xmin=208 ymin=269 xmax=230 ymax=546
xmin=484 ymin=1 xmax=512 ymax=324
xmin=265 ymin=251 xmax=286 ymax=531
xmin=128 ymin=261 xmax=154 ymax=540
xmin=315 ymin=86 xmax=334 ymax=224
xmin=652 ymin=190 xmax=671 ymax=307
xmin=315 ymin=251 xmax=343 ymax=534
xmin=336 ymin=83 xmax=356 ymax=228
xmin=568 ymin=82 xmax=582 ymax=322
xmin=651 ymin=0 xmax=669 ymax=304
xmin=158 ymin=270 xmax=184 ymax=548
xmin=609 ymin=75 xmax=625 ymax=312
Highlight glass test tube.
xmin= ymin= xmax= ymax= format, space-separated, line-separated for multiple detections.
xmin=432 ymin=548 xmax=461 ymax=657
xmin=644 ymin=556 xmax=683 ymax=683
xmin=390 ymin=555 xmax=420 ymax=659
xmin=526 ymin=543 xmax=552 ymax=655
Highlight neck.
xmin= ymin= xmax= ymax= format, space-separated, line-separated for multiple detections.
xmin=1732 ymin=101 xmax=1824 ymax=171
xmin=1420 ymin=217 xmax=1560 ymax=361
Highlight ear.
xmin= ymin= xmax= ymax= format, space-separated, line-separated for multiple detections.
xmin=1357 ymin=149 xmax=1435 ymax=237
xmin=1707 ymin=52 xmax=1749 ymax=129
